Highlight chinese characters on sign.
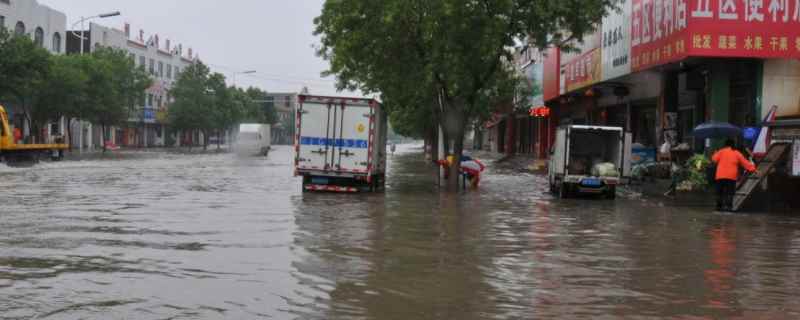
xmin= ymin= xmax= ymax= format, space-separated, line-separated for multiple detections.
xmin=688 ymin=0 xmax=800 ymax=58
xmin=602 ymin=0 xmax=633 ymax=81
xmin=631 ymin=0 xmax=800 ymax=73
xmin=564 ymin=48 xmax=602 ymax=92
xmin=631 ymin=0 xmax=689 ymax=71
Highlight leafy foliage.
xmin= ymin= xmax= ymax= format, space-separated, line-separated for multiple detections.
xmin=0 ymin=28 xmax=52 ymax=132
xmin=0 ymin=30 xmax=150 ymax=148
xmin=83 ymin=47 xmax=152 ymax=150
xmin=244 ymin=87 xmax=278 ymax=125
xmin=169 ymin=61 xmax=259 ymax=149
xmin=31 ymin=54 xmax=89 ymax=132
xmin=314 ymin=0 xmax=618 ymax=189
xmin=169 ymin=62 xmax=216 ymax=139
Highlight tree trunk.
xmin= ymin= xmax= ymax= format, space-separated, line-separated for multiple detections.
xmin=216 ymin=129 xmax=221 ymax=150
xmin=203 ymin=130 xmax=209 ymax=151
xmin=66 ymin=118 xmax=74 ymax=151
xmin=441 ymin=102 xmax=466 ymax=192
xmin=100 ymin=124 xmax=107 ymax=153
xmin=449 ymin=129 xmax=465 ymax=191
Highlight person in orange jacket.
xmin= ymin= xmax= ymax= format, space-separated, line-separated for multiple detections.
xmin=711 ymin=139 xmax=756 ymax=211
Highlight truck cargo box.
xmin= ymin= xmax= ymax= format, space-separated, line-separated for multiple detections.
xmin=294 ymin=95 xmax=387 ymax=192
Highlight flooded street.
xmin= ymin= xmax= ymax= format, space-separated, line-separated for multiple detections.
xmin=2 ymin=145 xmax=800 ymax=319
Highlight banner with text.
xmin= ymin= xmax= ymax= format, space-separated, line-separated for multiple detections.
xmin=564 ymin=48 xmax=603 ymax=92
xmin=603 ymin=0 xmax=633 ymax=80
xmin=688 ymin=0 xmax=800 ymax=58
xmin=631 ymin=0 xmax=800 ymax=72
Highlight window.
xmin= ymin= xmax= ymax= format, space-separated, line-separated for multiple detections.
xmin=158 ymin=61 xmax=164 ymax=78
xmin=147 ymin=94 xmax=153 ymax=107
xmin=149 ymin=58 xmax=155 ymax=75
xmin=14 ymin=21 xmax=24 ymax=36
xmin=174 ymin=67 xmax=180 ymax=78
xmin=166 ymin=64 xmax=172 ymax=79
xmin=34 ymin=27 xmax=44 ymax=46
xmin=0 ymin=16 xmax=5 ymax=31
xmin=139 ymin=56 xmax=146 ymax=68
xmin=51 ymin=32 xmax=61 ymax=53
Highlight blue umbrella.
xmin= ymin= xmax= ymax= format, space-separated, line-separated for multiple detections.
xmin=693 ymin=121 xmax=742 ymax=139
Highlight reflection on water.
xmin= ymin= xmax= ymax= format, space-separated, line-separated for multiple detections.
xmin=1 ymin=146 xmax=799 ymax=319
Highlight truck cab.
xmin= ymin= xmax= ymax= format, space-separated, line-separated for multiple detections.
xmin=549 ymin=125 xmax=632 ymax=199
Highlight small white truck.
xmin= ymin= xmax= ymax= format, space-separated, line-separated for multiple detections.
xmin=234 ymin=123 xmax=271 ymax=157
xmin=294 ymin=95 xmax=387 ymax=192
xmin=549 ymin=125 xmax=632 ymax=199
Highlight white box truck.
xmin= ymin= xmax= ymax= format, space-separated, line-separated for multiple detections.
xmin=548 ymin=125 xmax=632 ymax=199
xmin=234 ymin=123 xmax=271 ymax=156
xmin=294 ymin=95 xmax=388 ymax=192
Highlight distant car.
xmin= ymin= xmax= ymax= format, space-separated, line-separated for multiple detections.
xmin=235 ymin=124 xmax=271 ymax=156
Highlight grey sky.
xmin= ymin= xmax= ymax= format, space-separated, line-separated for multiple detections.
xmin=38 ymin=0 xmax=351 ymax=96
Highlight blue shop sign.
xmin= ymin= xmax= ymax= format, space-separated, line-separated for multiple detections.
xmin=144 ymin=109 xmax=157 ymax=123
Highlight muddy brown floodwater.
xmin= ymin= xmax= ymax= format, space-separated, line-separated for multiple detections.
xmin=1 ymin=145 xmax=799 ymax=319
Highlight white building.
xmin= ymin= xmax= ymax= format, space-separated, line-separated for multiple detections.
xmin=0 ymin=0 xmax=66 ymax=53
xmin=119 ymin=24 xmax=195 ymax=147
xmin=67 ymin=22 xmax=196 ymax=148
xmin=0 ymin=0 xmax=66 ymax=141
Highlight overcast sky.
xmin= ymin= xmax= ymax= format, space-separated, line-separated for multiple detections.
xmin=38 ymin=0 xmax=353 ymax=96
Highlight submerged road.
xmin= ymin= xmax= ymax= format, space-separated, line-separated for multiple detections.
xmin=1 ymin=146 xmax=799 ymax=319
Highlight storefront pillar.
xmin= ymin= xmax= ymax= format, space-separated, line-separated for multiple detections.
xmin=754 ymin=60 xmax=764 ymax=120
xmin=709 ymin=62 xmax=731 ymax=123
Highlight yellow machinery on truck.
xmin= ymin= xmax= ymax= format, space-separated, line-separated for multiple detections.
xmin=0 ymin=104 xmax=68 ymax=163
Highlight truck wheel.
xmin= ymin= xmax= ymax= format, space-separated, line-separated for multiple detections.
xmin=605 ymin=186 xmax=617 ymax=200
xmin=301 ymin=176 xmax=311 ymax=193
xmin=558 ymin=183 xmax=570 ymax=199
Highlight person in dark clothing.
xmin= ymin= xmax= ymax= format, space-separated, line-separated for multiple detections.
xmin=711 ymin=139 xmax=756 ymax=211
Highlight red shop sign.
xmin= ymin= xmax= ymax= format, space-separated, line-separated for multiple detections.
xmin=631 ymin=0 xmax=800 ymax=72
xmin=563 ymin=48 xmax=602 ymax=92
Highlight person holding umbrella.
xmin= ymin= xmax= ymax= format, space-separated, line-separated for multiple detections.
xmin=711 ymin=139 xmax=756 ymax=211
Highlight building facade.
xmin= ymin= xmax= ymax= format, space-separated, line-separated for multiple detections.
xmin=489 ymin=0 xmax=800 ymax=166
xmin=537 ymin=0 xmax=800 ymax=160
xmin=0 ymin=0 xmax=66 ymax=53
xmin=67 ymin=22 xmax=195 ymax=148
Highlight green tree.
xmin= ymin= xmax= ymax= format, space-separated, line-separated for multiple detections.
xmin=169 ymin=62 xmax=216 ymax=150
xmin=32 ymin=54 xmax=90 ymax=149
xmin=0 ymin=28 xmax=52 ymax=141
xmin=244 ymin=87 xmax=278 ymax=125
xmin=83 ymin=47 xmax=151 ymax=152
xmin=315 ymin=0 xmax=617 ymax=190
xmin=207 ymin=75 xmax=250 ymax=150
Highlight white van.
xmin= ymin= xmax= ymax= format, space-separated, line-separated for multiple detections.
xmin=235 ymin=124 xmax=271 ymax=156
xmin=549 ymin=125 xmax=632 ymax=199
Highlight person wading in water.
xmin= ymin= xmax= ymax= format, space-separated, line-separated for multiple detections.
xmin=711 ymin=139 xmax=756 ymax=211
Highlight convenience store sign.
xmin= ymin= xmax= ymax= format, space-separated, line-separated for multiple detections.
xmin=631 ymin=0 xmax=800 ymax=72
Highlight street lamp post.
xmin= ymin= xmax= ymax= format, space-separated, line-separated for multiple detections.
xmin=70 ymin=11 xmax=120 ymax=154
xmin=233 ymin=70 xmax=256 ymax=87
